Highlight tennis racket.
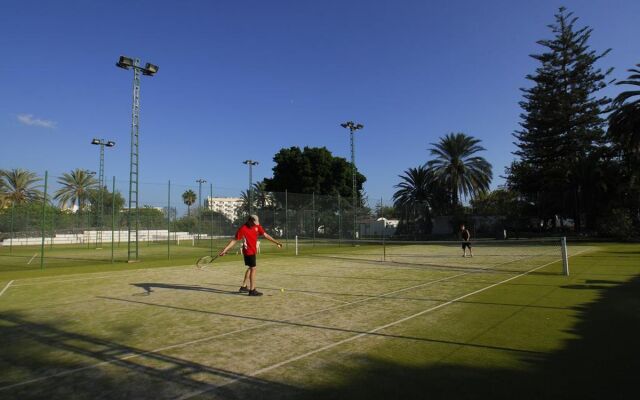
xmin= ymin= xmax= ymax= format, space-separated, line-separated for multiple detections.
xmin=195 ymin=254 xmax=220 ymax=270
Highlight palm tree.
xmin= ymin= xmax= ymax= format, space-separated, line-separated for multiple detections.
xmin=1 ymin=168 xmax=42 ymax=205
xmin=252 ymin=182 xmax=274 ymax=209
xmin=426 ymin=133 xmax=492 ymax=208
xmin=54 ymin=169 xmax=98 ymax=211
xmin=608 ymin=63 xmax=640 ymax=155
xmin=393 ymin=165 xmax=449 ymax=236
xmin=182 ymin=190 xmax=196 ymax=217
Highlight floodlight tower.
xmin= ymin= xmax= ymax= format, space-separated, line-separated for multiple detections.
xmin=340 ymin=121 xmax=364 ymax=240
xmin=243 ymin=160 xmax=259 ymax=215
xmin=91 ymin=138 xmax=116 ymax=248
xmin=116 ymin=55 xmax=158 ymax=262
xmin=196 ymin=179 xmax=207 ymax=241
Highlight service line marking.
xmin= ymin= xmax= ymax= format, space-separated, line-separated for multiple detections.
xmin=0 ymin=280 xmax=14 ymax=297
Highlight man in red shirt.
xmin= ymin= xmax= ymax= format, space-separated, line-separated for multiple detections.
xmin=219 ymin=214 xmax=282 ymax=296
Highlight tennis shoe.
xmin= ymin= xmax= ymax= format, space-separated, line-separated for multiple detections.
xmin=248 ymin=289 xmax=263 ymax=296
xmin=239 ymin=286 xmax=249 ymax=293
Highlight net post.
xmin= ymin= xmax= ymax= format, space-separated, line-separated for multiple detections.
xmin=561 ymin=236 xmax=569 ymax=276
xmin=295 ymin=235 xmax=298 ymax=256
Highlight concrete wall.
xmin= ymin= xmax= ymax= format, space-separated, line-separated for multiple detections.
xmin=0 ymin=230 xmax=204 ymax=246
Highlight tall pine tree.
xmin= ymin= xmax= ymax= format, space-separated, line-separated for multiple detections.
xmin=508 ymin=7 xmax=612 ymax=231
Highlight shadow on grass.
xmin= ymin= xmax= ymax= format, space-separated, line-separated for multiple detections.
xmin=242 ymin=274 xmax=638 ymax=400
xmin=1 ymin=275 xmax=638 ymax=399
xmin=132 ymin=282 xmax=239 ymax=296
xmin=0 ymin=312 xmax=297 ymax=400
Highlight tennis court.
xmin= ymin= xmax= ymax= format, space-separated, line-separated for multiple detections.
xmin=0 ymin=241 xmax=638 ymax=399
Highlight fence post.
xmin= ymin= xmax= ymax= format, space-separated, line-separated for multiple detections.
xmin=295 ymin=235 xmax=298 ymax=256
xmin=338 ymin=193 xmax=342 ymax=246
xmin=312 ymin=192 xmax=316 ymax=247
xmin=50 ymin=208 xmax=55 ymax=249
xmin=285 ymin=189 xmax=289 ymax=249
xmin=209 ymin=183 xmax=213 ymax=257
xmin=40 ymin=170 xmax=48 ymax=270
xmin=9 ymin=202 xmax=14 ymax=254
xmin=167 ymin=180 xmax=171 ymax=260
xmin=112 ymin=176 xmax=116 ymax=263
xmin=381 ymin=197 xmax=385 ymax=261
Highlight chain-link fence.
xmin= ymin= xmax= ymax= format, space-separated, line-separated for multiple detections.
xmin=0 ymin=170 xmax=544 ymax=271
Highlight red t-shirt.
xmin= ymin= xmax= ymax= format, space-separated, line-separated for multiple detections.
xmin=235 ymin=224 xmax=265 ymax=256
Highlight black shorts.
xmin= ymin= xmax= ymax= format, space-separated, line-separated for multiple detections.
xmin=243 ymin=254 xmax=257 ymax=268
xmin=462 ymin=242 xmax=472 ymax=250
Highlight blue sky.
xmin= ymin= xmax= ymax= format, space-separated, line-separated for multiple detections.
xmin=1 ymin=0 xmax=639 ymax=211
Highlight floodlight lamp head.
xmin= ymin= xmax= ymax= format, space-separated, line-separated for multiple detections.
xmin=340 ymin=123 xmax=349 ymax=128
xmin=355 ymin=124 xmax=364 ymax=130
xmin=142 ymin=63 xmax=159 ymax=76
xmin=106 ymin=141 xmax=116 ymax=147
xmin=91 ymin=138 xmax=101 ymax=145
xmin=116 ymin=56 xmax=134 ymax=69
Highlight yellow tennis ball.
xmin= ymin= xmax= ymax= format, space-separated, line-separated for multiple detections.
xmin=280 ymin=288 xmax=285 ymax=292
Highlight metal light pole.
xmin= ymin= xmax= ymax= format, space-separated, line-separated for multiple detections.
xmin=196 ymin=179 xmax=206 ymax=242
xmin=340 ymin=121 xmax=364 ymax=240
xmin=116 ymin=55 xmax=159 ymax=262
xmin=91 ymin=138 xmax=115 ymax=248
xmin=243 ymin=160 xmax=259 ymax=215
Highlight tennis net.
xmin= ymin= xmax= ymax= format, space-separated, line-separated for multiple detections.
xmin=294 ymin=236 xmax=570 ymax=275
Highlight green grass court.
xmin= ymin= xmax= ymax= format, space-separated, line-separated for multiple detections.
xmin=0 ymin=241 xmax=638 ymax=399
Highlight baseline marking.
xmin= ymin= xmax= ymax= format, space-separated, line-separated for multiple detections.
xmin=27 ymin=253 xmax=38 ymax=265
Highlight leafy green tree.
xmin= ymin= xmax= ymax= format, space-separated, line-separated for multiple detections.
xmin=426 ymin=133 xmax=492 ymax=208
xmin=87 ymin=187 xmax=125 ymax=215
xmin=508 ymin=7 xmax=612 ymax=231
xmin=0 ymin=168 xmax=42 ymax=205
xmin=54 ymin=169 xmax=98 ymax=211
xmin=374 ymin=204 xmax=399 ymax=219
xmin=264 ymin=146 xmax=366 ymax=198
xmin=0 ymin=169 xmax=7 ymax=208
xmin=182 ymin=190 xmax=196 ymax=217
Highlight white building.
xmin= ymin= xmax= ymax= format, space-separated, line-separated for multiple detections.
xmin=206 ymin=197 xmax=242 ymax=221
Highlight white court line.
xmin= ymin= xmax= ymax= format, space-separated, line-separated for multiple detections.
xmin=11 ymin=264 xmax=200 ymax=287
xmin=0 ymin=249 xmax=567 ymax=392
xmin=177 ymin=249 xmax=591 ymax=399
xmin=0 ymin=272 xmax=467 ymax=392
xmin=27 ymin=253 xmax=38 ymax=265
xmin=0 ymin=280 xmax=14 ymax=297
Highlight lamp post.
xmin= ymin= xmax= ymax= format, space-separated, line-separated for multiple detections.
xmin=340 ymin=121 xmax=364 ymax=240
xmin=243 ymin=160 xmax=259 ymax=215
xmin=91 ymin=138 xmax=115 ymax=248
xmin=196 ymin=179 xmax=206 ymax=242
xmin=116 ymin=55 xmax=158 ymax=262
